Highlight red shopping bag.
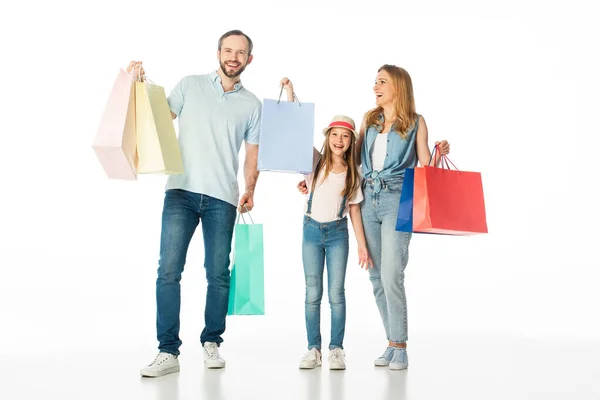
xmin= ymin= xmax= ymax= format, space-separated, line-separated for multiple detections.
xmin=413 ymin=151 xmax=488 ymax=235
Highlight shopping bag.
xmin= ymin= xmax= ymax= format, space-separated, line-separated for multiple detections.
xmin=412 ymin=154 xmax=488 ymax=235
xmin=92 ymin=69 xmax=138 ymax=180
xmin=227 ymin=211 xmax=265 ymax=315
xmin=257 ymin=91 xmax=314 ymax=174
xmin=135 ymin=79 xmax=184 ymax=175
xmin=395 ymin=168 xmax=415 ymax=232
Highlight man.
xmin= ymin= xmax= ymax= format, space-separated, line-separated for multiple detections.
xmin=132 ymin=30 xmax=262 ymax=377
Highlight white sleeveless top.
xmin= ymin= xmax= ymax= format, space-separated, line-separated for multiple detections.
xmin=370 ymin=133 xmax=389 ymax=171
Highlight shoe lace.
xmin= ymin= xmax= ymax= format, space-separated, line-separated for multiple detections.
xmin=330 ymin=349 xmax=342 ymax=361
xmin=392 ymin=348 xmax=406 ymax=363
xmin=383 ymin=347 xmax=394 ymax=358
xmin=205 ymin=344 xmax=218 ymax=359
xmin=151 ymin=352 xmax=171 ymax=366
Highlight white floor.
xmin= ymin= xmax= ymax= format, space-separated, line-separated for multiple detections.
xmin=2 ymin=333 xmax=599 ymax=400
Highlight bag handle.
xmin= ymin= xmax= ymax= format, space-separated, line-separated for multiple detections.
xmin=276 ymin=85 xmax=302 ymax=106
xmin=236 ymin=205 xmax=255 ymax=224
xmin=134 ymin=66 xmax=145 ymax=82
xmin=427 ymin=144 xmax=460 ymax=172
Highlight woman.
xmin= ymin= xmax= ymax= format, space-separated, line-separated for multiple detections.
xmin=356 ymin=64 xmax=450 ymax=370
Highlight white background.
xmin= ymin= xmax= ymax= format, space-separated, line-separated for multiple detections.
xmin=1 ymin=0 xmax=599 ymax=360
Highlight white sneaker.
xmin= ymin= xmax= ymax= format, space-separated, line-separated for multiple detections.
xmin=328 ymin=348 xmax=346 ymax=370
xmin=140 ymin=352 xmax=180 ymax=377
xmin=299 ymin=348 xmax=322 ymax=369
xmin=203 ymin=342 xmax=226 ymax=368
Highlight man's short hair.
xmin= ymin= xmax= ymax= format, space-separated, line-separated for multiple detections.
xmin=218 ymin=30 xmax=253 ymax=55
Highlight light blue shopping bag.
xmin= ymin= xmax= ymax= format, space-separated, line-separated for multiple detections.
xmin=257 ymin=91 xmax=314 ymax=174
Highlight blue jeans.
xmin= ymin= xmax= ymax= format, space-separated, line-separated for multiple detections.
xmin=156 ymin=189 xmax=236 ymax=355
xmin=360 ymin=178 xmax=411 ymax=344
xmin=302 ymin=216 xmax=349 ymax=350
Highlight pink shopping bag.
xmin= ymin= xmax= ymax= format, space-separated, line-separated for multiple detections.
xmin=92 ymin=69 xmax=138 ymax=180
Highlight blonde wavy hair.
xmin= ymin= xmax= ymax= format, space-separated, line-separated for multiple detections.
xmin=364 ymin=64 xmax=417 ymax=140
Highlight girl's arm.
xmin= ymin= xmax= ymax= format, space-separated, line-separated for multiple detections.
xmin=281 ymin=76 xmax=311 ymax=193
xmin=281 ymin=77 xmax=294 ymax=102
xmin=349 ymin=203 xmax=373 ymax=269
xmin=297 ymin=142 xmax=322 ymax=195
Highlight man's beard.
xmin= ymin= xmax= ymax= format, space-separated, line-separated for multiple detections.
xmin=220 ymin=60 xmax=246 ymax=78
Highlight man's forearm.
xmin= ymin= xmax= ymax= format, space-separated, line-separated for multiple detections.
xmin=244 ymin=145 xmax=260 ymax=195
xmin=244 ymin=160 xmax=259 ymax=195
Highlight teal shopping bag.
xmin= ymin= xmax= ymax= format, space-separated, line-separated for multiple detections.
xmin=227 ymin=211 xmax=265 ymax=315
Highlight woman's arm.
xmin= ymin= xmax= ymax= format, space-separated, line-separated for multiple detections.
xmin=415 ymin=116 xmax=450 ymax=167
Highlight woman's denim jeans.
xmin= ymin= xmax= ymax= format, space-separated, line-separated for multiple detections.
xmin=360 ymin=177 xmax=411 ymax=343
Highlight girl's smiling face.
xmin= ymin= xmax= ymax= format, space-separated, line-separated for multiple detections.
xmin=328 ymin=127 xmax=352 ymax=157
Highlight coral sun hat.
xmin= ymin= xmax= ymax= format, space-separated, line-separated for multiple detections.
xmin=322 ymin=115 xmax=359 ymax=139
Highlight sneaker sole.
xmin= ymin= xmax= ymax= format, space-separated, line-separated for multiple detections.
xmin=374 ymin=360 xmax=390 ymax=366
xmin=140 ymin=365 xmax=180 ymax=377
xmin=204 ymin=361 xmax=226 ymax=369
xmin=389 ymin=363 xmax=408 ymax=371
xmin=329 ymin=364 xmax=346 ymax=370
xmin=299 ymin=362 xmax=322 ymax=369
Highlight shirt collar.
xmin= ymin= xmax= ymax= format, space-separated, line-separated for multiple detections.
xmin=210 ymin=70 xmax=243 ymax=91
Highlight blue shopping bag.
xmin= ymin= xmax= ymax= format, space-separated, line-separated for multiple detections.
xmin=257 ymin=92 xmax=314 ymax=174
xmin=227 ymin=211 xmax=265 ymax=315
xmin=395 ymin=168 xmax=415 ymax=232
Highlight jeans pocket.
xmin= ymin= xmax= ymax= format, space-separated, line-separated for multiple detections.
xmin=384 ymin=180 xmax=404 ymax=193
xmin=335 ymin=217 xmax=348 ymax=232
xmin=336 ymin=224 xmax=348 ymax=234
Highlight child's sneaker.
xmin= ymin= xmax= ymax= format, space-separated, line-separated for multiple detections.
xmin=328 ymin=348 xmax=346 ymax=370
xmin=299 ymin=348 xmax=322 ymax=369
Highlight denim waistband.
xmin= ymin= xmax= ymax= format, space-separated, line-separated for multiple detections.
xmin=363 ymin=174 xmax=404 ymax=193
xmin=303 ymin=215 xmax=348 ymax=229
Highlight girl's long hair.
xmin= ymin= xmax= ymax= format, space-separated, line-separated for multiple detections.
xmin=311 ymin=128 xmax=360 ymax=201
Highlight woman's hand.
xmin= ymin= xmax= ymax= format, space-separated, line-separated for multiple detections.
xmin=435 ymin=140 xmax=450 ymax=155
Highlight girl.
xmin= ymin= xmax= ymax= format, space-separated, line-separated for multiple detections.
xmin=281 ymin=78 xmax=372 ymax=370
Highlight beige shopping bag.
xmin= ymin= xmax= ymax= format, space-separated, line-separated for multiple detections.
xmin=135 ymin=80 xmax=184 ymax=175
